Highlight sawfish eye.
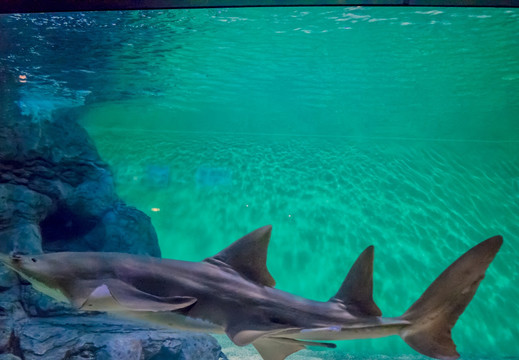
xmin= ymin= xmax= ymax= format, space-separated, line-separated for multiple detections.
xmin=31 ymin=258 xmax=37 ymax=263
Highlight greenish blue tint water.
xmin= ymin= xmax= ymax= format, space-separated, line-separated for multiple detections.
xmin=2 ymin=6 xmax=519 ymax=359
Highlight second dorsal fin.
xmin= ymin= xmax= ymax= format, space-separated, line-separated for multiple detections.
xmin=329 ymin=245 xmax=382 ymax=317
xmin=204 ymin=225 xmax=276 ymax=287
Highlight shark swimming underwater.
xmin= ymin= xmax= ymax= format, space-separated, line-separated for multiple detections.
xmin=0 ymin=225 xmax=502 ymax=360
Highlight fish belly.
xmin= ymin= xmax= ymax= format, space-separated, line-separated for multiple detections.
xmin=278 ymin=322 xmax=406 ymax=342
xmin=118 ymin=310 xmax=225 ymax=334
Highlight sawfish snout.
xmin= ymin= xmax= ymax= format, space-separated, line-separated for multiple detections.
xmin=10 ymin=252 xmax=25 ymax=263
xmin=0 ymin=252 xmax=43 ymax=277
xmin=9 ymin=251 xmax=35 ymax=262
xmin=0 ymin=252 xmax=70 ymax=304
xmin=0 ymin=252 xmax=19 ymax=269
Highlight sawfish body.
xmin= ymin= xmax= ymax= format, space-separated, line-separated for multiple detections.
xmin=0 ymin=226 xmax=502 ymax=360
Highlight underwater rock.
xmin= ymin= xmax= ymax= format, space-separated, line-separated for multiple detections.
xmin=0 ymin=108 xmax=159 ymax=256
xmin=0 ymin=71 xmax=213 ymax=359
xmin=19 ymin=284 xmax=78 ymax=317
xmin=0 ymin=266 xmax=18 ymax=291
xmin=0 ymin=183 xmax=52 ymax=254
xmin=0 ymin=104 xmax=163 ymax=357
xmin=0 ymin=282 xmax=25 ymax=358
xmin=41 ymin=200 xmax=160 ymax=256
xmin=17 ymin=315 xmax=227 ymax=360
xmin=0 ymin=354 xmax=22 ymax=360
xmin=78 ymin=202 xmax=161 ymax=255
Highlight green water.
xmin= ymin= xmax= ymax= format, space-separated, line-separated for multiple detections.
xmin=80 ymin=7 xmax=519 ymax=359
xmin=7 ymin=6 xmax=519 ymax=359
xmin=83 ymin=130 xmax=518 ymax=358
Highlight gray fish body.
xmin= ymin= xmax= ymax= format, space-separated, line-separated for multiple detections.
xmin=24 ymin=251 xmax=405 ymax=338
xmin=0 ymin=226 xmax=503 ymax=360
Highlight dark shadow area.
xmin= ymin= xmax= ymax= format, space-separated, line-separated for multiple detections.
xmin=40 ymin=207 xmax=99 ymax=250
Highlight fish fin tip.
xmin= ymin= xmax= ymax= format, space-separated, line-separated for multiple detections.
xmin=253 ymin=337 xmax=335 ymax=360
xmin=226 ymin=328 xmax=271 ymax=346
xmin=330 ymin=245 xmax=382 ymax=317
xmin=204 ymin=225 xmax=276 ymax=287
xmin=79 ymin=283 xmax=117 ymax=310
xmin=81 ymin=280 xmax=197 ymax=312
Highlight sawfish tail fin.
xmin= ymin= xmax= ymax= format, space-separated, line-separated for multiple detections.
xmin=399 ymin=235 xmax=503 ymax=360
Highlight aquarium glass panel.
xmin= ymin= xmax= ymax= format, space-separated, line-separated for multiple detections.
xmin=1 ymin=6 xmax=518 ymax=360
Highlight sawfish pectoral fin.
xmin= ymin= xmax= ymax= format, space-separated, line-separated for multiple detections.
xmin=79 ymin=280 xmax=197 ymax=312
xmin=226 ymin=329 xmax=269 ymax=346
xmin=253 ymin=337 xmax=336 ymax=360
xmin=225 ymin=324 xmax=304 ymax=346
xmin=225 ymin=325 xmax=336 ymax=360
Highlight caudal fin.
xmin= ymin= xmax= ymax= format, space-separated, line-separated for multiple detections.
xmin=399 ymin=236 xmax=503 ymax=360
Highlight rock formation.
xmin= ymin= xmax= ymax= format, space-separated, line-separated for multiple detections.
xmin=0 ymin=85 xmax=225 ymax=358
xmin=3 ymin=315 xmax=225 ymax=360
xmin=0 ymin=106 xmax=160 ymax=256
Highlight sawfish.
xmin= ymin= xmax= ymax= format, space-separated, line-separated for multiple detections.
xmin=0 ymin=226 xmax=502 ymax=360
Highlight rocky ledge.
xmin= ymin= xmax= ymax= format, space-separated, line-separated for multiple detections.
xmin=2 ymin=315 xmax=226 ymax=360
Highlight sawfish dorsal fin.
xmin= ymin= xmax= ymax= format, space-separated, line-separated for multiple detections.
xmin=329 ymin=245 xmax=382 ymax=317
xmin=204 ymin=225 xmax=276 ymax=287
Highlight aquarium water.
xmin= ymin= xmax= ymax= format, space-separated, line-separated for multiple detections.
xmin=1 ymin=6 xmax=518 ymax=360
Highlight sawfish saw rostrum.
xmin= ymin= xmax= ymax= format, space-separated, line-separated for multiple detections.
xmin=0 ymin=226 xmax=503 ymax=360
